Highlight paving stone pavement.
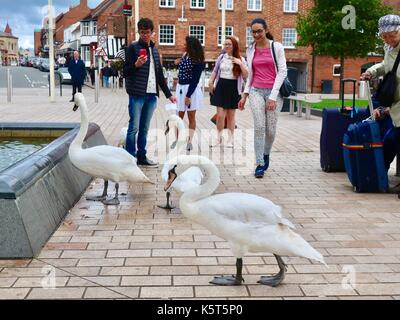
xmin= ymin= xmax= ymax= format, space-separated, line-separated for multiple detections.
xmin=0 ymin=87 xmax=399 ymax=300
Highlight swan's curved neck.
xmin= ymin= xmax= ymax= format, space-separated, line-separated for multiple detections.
xmin=181 ymin=157 xmax=220 ymax=202
xmin=72 ymin=102 xmax=89 ymax=148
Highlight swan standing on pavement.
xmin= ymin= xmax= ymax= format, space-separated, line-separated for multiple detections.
xmin=164 ymin=155 xmax=326 ymax=286
xmin=160 ymin=114 xmax=203 ymax=210
xmin=69 ymin=93 xmax=153 ymax=206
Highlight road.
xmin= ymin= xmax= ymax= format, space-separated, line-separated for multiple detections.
xmin=0 ymin=66 xmax=51 ymax=89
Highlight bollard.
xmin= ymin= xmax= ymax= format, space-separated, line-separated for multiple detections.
xmin=7 ymin=68 xmax=11 ymax=103
xmin=95 ymin=70 xmax=99 ymax=103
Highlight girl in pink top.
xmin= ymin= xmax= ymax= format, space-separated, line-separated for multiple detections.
xmin=238 ymin=18 xmax=288 ymax=179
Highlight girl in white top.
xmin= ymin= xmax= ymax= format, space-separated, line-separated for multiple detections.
xmin=209 ymin=36 xmax=248 ymax=147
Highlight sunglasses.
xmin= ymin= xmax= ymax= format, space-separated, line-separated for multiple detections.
xmin=251 ymin=29 xmax=264 ymax=35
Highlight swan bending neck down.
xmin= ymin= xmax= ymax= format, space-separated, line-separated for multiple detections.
xmin=165 ymin=155 xmax=326 ymax=286
xmin=69 ymin=93 xmax=153 ymax=206
xmin=159 ymin=115 xmax=202 ymax=210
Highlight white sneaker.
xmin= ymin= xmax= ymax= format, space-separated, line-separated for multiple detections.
xmin=209 ymin=137 xmax=223 ymax=148
xmin=225 ymin=141 xmax=234 ymax=148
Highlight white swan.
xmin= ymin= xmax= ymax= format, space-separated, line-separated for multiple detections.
xmin=69 ymin=93 xmax=153 ymax=206
xmin=159 ymin=114 xmax=203 ymax=210
xmin=117 ymin=127 xmax=127 ymax=148
xmin=164 ymin=155 xmax=326 ymax=286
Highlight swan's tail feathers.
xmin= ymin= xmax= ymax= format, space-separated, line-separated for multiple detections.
xmin=296 ymin=236 xmax=326 ymax=266
xmin=283 ymin=226 xmax=326 ymax=266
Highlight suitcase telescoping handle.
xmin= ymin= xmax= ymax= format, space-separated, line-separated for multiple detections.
xmin=341 ymin=78 xmax=357 ymax=111
xmin=364 ymin=80 xmax=374 ymax=117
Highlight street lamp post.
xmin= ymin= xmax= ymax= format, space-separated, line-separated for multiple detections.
xmin=135 ymin=0 xmax=139 ymax=41
xmin=221 ymin=0 xmax=226 ymax=45
xmin=48 ymin=0 xmax=55 ymax=102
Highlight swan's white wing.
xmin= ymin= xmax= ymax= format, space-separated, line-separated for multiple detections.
xmin=70 ymin=146 xmax=137 ymax=181
xmin=84 ymin=145 xmax=137 ymax=165
xmin=194 ymin=193 xmax=295 ymax=229
xmin=172 ymin=167 xmax=203 ymax=192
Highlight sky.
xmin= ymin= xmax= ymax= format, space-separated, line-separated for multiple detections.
xmin=0 ymin=0 xmax=103 ymax=50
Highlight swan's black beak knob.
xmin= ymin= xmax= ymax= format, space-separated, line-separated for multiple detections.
xmin=73 ymin=104 xmax=78 ymax=112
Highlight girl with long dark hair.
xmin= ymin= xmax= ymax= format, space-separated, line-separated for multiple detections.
xmin=238 ymin=18 xmax=288 ymax=178
xmin=175 ymin=36 xmax=205 ymax=152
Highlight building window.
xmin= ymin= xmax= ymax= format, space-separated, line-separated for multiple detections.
xmin=160 ymin=0 xmax=175 ymax=7
xmin=246 ymin=27 xmax=253 ymax=47
xmin=284 ymin=0 xmax=298 ymax=13
xmin=190 ymin=0 xmax=205 ymax=9
xmin=81 ymin=46 xmax=90 ymax=61
xmin=218 ymin=0 xmax=233 ymax=10
xmin=82 ymin=22 xmax=90 ymax=36
xmin=92 ymin=21 xmax=97 ymax=36
xmin=282 ymin=28 xmax=297 ymax=48
xmin=333 ymin=64 xmax=341 ymax=76
xmin=189 ymin=25 xmax=205 ymax=45
xmin=218 ymin=26 xmax=233 ymax=46
xmin=159 ymin=24 xmax=175 ymax=45
xmin=247 ymin=0 xmax=262 ymax=11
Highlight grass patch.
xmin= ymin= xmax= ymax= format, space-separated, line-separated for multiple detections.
xmin=310 ymin=99 xmax=369 ymax=110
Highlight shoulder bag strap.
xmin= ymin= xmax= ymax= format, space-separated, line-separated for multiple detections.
xmin=392 ymin=49 xmax=400 ymax=73
xmin=271 ymin=41 xmax=279 ymax=72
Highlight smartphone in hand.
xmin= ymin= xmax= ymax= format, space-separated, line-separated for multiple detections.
xmin=139 ymin=48 xmax=147 ymax=58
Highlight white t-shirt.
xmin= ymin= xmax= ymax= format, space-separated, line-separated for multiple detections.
xmin=146 ymin=47 xmax=157 ymax=94
xmin=220 ymin=54 xmax=236 ymax=80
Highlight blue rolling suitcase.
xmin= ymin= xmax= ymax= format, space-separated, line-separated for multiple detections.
xmin=320 ymin=79 xmax=369 ymax=172
xmin=342 ymin=81 xmax=389 ymax=193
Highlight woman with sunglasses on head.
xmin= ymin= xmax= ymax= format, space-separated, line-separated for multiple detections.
xmin=208 ymin=36 xmax=248 ymax=148
xmin=176 ymin=36 xmax=205 ymax=152
xmin=238 ymin=18 xmax=288 ymax=179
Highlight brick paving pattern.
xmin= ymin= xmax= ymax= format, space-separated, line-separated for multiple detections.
xmin=0 ymin=87 xmax=399 ymax=299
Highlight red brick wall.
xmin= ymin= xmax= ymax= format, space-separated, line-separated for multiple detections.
xmin=127 ymin=0 xmax=314 ymax=61
xmin=314 ymin=56 xmax=383 ymax=94
xmin=34 ymin=31 xmax=42 ymax=56
xmin=55 ymin=0 xmax=91 ymax=44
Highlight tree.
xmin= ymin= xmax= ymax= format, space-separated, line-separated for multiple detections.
xmin=296 ymin=0 xmax=392 ymax=97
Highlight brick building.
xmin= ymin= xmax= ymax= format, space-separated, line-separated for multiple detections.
xmin=54 ymin=0 xmax=91 ymax=45
xmin=79 ymin=0 xmax=127 ymax=66
xmin=126 ymin=0 xmax=313 ymax=92
xmin=0 ymin=23 xmax=19 ymax=66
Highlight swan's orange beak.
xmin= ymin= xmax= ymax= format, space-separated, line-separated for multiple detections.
xmin=164 ymin=166 xmax=177 ymax=191
xmin=73 ymin=104 xmax=78 ymax=112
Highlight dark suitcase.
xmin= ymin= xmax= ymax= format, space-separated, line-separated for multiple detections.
xmin=343 ymin=119 xmax=389 ymax=192
xmin=320 ymin=79 xmax=369 ymax=172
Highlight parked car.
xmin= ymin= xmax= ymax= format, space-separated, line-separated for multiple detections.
xmin=32 ymin=57 xmax=41 ymax=68
xmin=55 ymin=67 xmax=71 ymax=84
xmin=39 ymin=58 xmax=58 ymax=72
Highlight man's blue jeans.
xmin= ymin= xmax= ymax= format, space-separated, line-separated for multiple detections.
xmin=126 ymin=95 xmax=157 ymax=159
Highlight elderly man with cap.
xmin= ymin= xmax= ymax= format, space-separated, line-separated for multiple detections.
xmin=361 ymin=14 xmax=400 ymax=171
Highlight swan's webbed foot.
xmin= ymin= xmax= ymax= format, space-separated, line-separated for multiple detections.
xmin=210 ymin=258 xmax=244 ymax=286
xmin=102 ymin=197 xmax=120 ymax=206
xmin=209 ymin=275 xmax=244 ymax=286
xmin=157 ymin=192 xmax=176 ymax=211
xmin=102 ymin=183 xmax=120 ymax=206
xmin=257 ymin=254 xmax=287 ymax=287
xmin=86 ymin=180 xmax=108 ymax=201
xmin=257 ymin=274 xmax=285 ymax=287
xmin=86 ymin=195 xmax=107 ymax=201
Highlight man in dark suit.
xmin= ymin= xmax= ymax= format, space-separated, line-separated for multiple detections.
xmin=68 ymin=51 xmax=86 ymax=102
